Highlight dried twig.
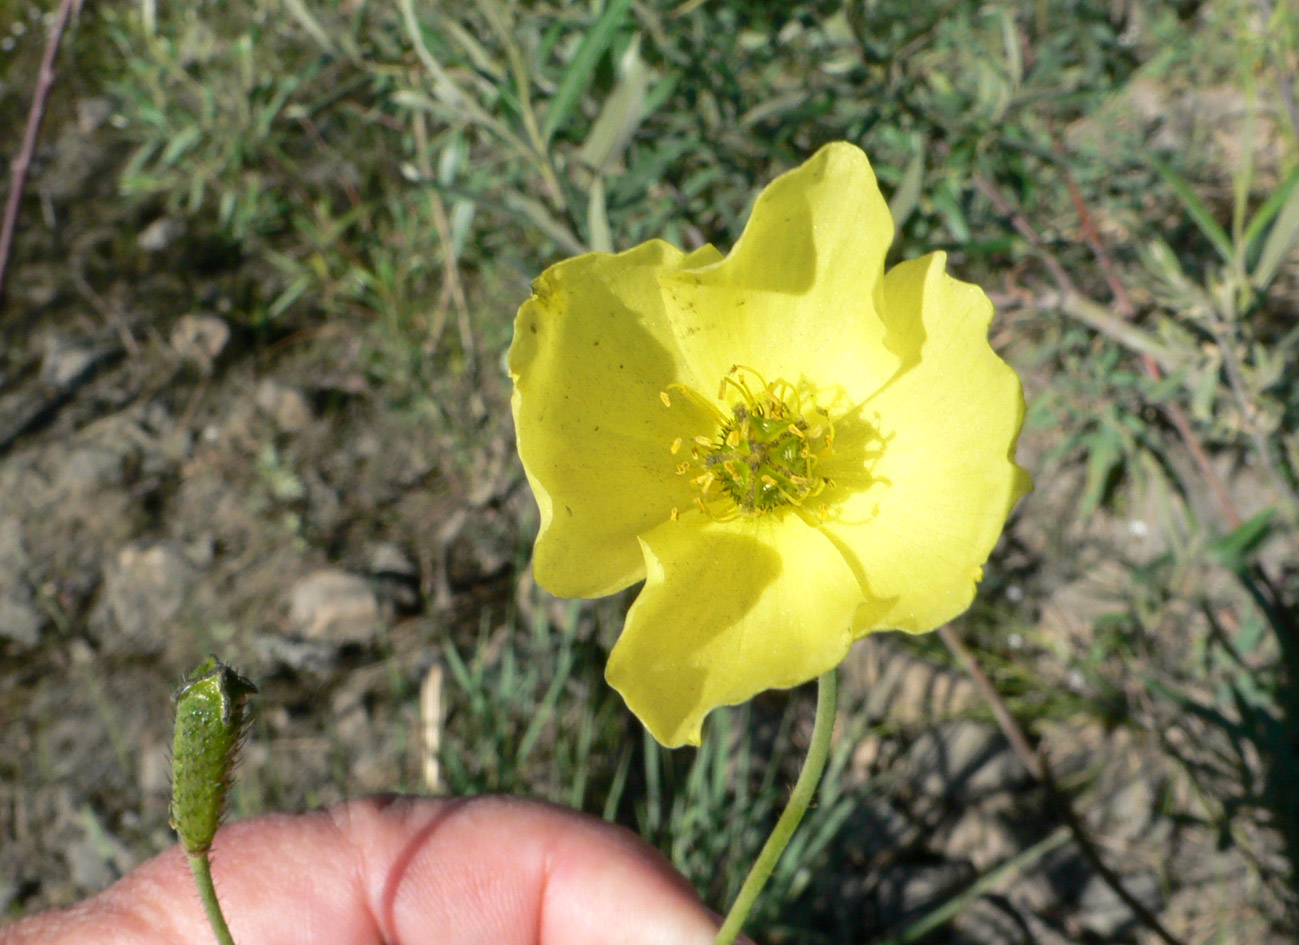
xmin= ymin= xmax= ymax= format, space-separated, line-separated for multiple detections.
xmin=938 ymin=626 xmax=1187 ymax=945
xmin=0 ymin=0 xmax=82 ymax=305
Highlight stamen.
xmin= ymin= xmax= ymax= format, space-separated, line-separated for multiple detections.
xmin=665 ymin=367 xmax=844 ymax=518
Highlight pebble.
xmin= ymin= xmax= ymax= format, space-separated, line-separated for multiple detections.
xmin=170 ymin=314 xmax=230 ymax=373
xmin=1077 ymin=869 xmax=1162 ymax=938
xmin=367 ymin=541 xmax=420 ymax=611
xmin=55 ymin=442 xmax=130 ymax=495
xmin=0 ymin=516 xmax=45 ymax=648
xmin=874 ymin=861 xmax=971 ymax=928
xmin=39 ymin=334 xmax=114 ymax=390
xmin=0 ymin=594 xmax=45 ymax=648
xmin=287 ymin=569 xmax=382 ymax=644
xmin=254 ymin=379 xmax=313 ymax=432
xmin=901 ymin=720 xmax=1028 ymax=803
xmin=65 ymin=836 xmax=115 ymax=891
xmin=137 ymin=217 xmax=182 ymax=253
xmin=367 ymin=541 xmax=417 ymax=580
xmin=258 ymin=634 xmax=339 ymax=675
xmin=94 ymin=543 xmax=197 ymax=654
xmin=1102 ymin=775 xmax=1156 ymax=843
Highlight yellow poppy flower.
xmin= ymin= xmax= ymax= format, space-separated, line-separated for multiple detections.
xmin=510 ymin=142 xmax=1030 ymax=747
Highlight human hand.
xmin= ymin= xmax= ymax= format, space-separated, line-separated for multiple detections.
xmin=0 ymin=795 xmax=743 ymax=945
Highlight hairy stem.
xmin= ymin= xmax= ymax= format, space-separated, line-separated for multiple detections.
xmin=187 ymin=853 xmax=238 ymax=945
xmin=713 ymin=668 xmax=837 ymax=945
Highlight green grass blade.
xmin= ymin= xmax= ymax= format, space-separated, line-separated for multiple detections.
xmin=542 ymin=0 xmax=635 ymax=145
xmin=874 ymin=827 xmax=1070 ymax=945
xmin=1146 ymin=152 xmax=1235 ymax=268
xmin=601 ymin=742 xmax=633 ymax=822
xmin=1242 ymin=164 xmax=1299 ymax=259
xmin=577 ymin=35 xmax=649 ymax=173
xmin=887 ymin=146 xmax=925 ymax=232
xmin=1251 ymin=169 xmax=1299 ymax=292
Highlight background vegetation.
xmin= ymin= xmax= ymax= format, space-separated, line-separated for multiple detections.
xmin=1 ymin=0 xmax=1297 ymax=941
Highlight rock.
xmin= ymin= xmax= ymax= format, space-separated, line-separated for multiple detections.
xmin=902 ymin=720 xmax=1028 ymax=803
xmin=65 ymin=807 xmax=132 ymax=892
xmin=94 ymin=543 xmax=197 ymax=654
xmin=55 ymin=441 xmax=131 ymax=495
xmin=65 ymin=836 xmax=115 ymax=891
xmin=1102 ymin=774 xmax=1156 ymax=843
xmin=366 ymin=541 xmax=420 ymax=611
xmin=254 ymin=379 xmax=313 ymax=432
xmin=0 ymin=516 xmax=46 ymax=648
xmin=841 ymin=636 xmax=980 ymax=726
xmin=39 ymin=333 xmax=116 ymax=390
xmin=945 ymin=800 xmax=1023 ymax=871
xmin=446 ymin=512 xmax=512 ymax=588
xmin=367 ymin=541 xmax=417 ymax=580
xmin=258 ymin=634 xmax=339 ymax=675
xmin=170 ymin=315 xmax=230 ymax=373
xmin=950 ymin=898 xmax=1039 ymax=945
xmin=1077 ymin=869 xmax=1162 ymax=939
xmin=137 ymin=742 xmax=172 ymax=798
xmin=137 ymin=217 xmax=182 ymax=253
xmin=875 ymin=861 xmax=971 ymax=929
xmin=848 ymin=799 xmax=913 ymax=852
xmin=0 ymin=594 xmax=45 ymax=648
xmin=287 ymin=569 xmax=382 ymax=644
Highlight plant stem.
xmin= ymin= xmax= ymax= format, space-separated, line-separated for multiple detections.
xmin=187 ymin=852 xmax=239 ymax=945
xmin=0 ymin=0 xmax=81 ymax=305
xmin=713 ymin=668 xmax=838 ymax=945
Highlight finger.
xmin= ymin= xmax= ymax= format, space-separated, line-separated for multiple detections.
xmin=0 ymin=795 xmax=739 ymax=945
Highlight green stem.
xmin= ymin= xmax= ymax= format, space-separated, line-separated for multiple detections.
xmin=187 ymin=852 xmax=238 ymax=945
xmin=713 ymin=668 xmax=838 ymax=945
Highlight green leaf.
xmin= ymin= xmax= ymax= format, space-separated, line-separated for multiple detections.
xmin=541 ymin=0 xmax=635 ymax=145
xmin=887 ymin=144 xmax=925 ymax=232
xmin=1146 ymin=152 xmax=1235 ymax=268
xmin=160 ymin=124 xmax=201 ymax=167
xmin=1079 ymin=421 xmax=1122 ymax=517
xmin=1243 ymin=164 xmax=1299 ymax=255
xmin=1251 ymin=168 xmax=1299 ymax=292
xmin=577 ymin=35 xmax=650 ymax=173
xmin=1209 ymin=509 xmax=1276 ymax=573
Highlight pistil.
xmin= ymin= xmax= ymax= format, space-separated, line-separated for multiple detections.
xmin=666 ymin=366 xmax=836 ymax=518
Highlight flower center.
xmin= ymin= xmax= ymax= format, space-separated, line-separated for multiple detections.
xmin=666 ymin=366 xmax=836 ymax=518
